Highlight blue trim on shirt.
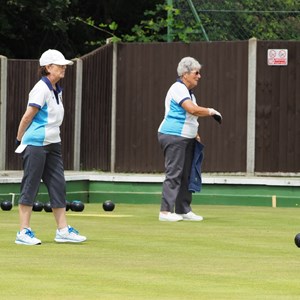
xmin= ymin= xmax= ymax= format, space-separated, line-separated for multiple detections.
xmin=41 ymin=76 xmax=62 ymax=104
xmin=41 ymin=76 xmax=62 ymax=93
xmin=179 ymin=97 xmax=190 ymax=106
xmin=29 ymin=103 xmax=41 ymax=109
xmin=176 ymin=78 xmax=194 ymax=97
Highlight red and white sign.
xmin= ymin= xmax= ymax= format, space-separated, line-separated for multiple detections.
xmin=268 ymin=49 xmax=288 ymax=66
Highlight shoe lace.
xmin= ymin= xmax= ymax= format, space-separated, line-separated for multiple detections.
xmin=68 ymin=226 xmax=79 ymax=235
xmin=25 ymin=229 xmax=35 ymax=238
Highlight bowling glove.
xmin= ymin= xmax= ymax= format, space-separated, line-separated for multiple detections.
xmin=208 ymin=108 xmax=222 ymax=124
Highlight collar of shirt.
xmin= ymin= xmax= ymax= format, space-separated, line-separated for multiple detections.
xmin=41 ymin=76 xmax=63 ymax=93
xmin=176 ymin=78 xmax=194 ymax=97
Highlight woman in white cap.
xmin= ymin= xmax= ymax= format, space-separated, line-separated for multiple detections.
xmin=15 ymin=49 xmax=86 ymax=245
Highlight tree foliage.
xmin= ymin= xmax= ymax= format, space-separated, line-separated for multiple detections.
xmin=173 ymin=0 xmax=300 ymax=41
xmin=0 ymin=0 xmax=163 ymax=58
xmin=0 ymin=0 xmax=74 ymax=58
xmin=0 ymin=0 xmax=299 ymax=59
xmin=79 ymin=3 xmax=204 ymax=44
xmin=79 ymin=0 xmax=299 ymax=44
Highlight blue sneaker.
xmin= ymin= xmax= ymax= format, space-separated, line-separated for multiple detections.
xmin=54 ymin=225 xmax=86 ymax=243
xmin=15 ymin=228 xmax=42 ymax=245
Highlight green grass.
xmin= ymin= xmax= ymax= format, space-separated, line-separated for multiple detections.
xmin=1 ymin=204 xmax=300 ymax=299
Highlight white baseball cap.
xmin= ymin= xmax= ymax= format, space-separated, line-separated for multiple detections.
xmin=39 ymin=49 xmax=74 ymax=66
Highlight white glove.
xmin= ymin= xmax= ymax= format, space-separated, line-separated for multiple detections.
xmin=208 ymin=108 xmax=222 ymax=124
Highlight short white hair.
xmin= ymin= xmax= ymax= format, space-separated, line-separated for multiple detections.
xmin=177 ymin=57 xmax=201 ymax=76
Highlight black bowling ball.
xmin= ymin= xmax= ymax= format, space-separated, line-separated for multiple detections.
xmin=102 ymin=200 xmax=115 ymax=212
xmin=70 ymin=200 xmax=84 ymax=212
xmin=44 ymin=202 xmax=52 ymax=212
xmin=66 ymin=201 xmax=71 ymax=211
xmin=295 ymin=233 xmax=300 ymax=248
xmin=1 ymin=200 xmax=13 ymax=211
xmin=32 ymin=201 xmax=44 ymax=212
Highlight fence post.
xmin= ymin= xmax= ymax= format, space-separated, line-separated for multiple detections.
xmin=0 ymin=55 xmax=7 ymax=170
xmin=74 ymin=58 xmax=83 ymax=171
xmin=247 ymin=37 xmax=257 ymax=174
xmin=110 ymin=42 xmax=118 ymax=173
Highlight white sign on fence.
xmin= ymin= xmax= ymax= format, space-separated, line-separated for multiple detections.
xmin=267 ymin=49 xmax=288 ymax=66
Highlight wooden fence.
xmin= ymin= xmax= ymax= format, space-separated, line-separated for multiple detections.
xmin=0 ymin=39 xmax=299 ymax=174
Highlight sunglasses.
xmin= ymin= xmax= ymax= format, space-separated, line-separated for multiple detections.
xmin=191 ymin=71 xmax=200 ymax=75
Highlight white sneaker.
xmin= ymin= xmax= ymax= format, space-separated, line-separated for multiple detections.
xmin=180 ymin=211 xmax=203 ymax=221
xmin=54 ymin=225 xmax=87 ymax=243
xmin=159 ymin=212 xmax=183 ymax=222
xmin=15 ymin=228 xmax=42 ymax=245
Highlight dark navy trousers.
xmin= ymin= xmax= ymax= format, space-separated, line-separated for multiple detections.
xmin=19 ymin=143 xmax=66 ymax=208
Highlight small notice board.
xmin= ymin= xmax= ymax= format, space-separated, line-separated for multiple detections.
xmin=267 ymin=49 xmax=288 ymax=66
